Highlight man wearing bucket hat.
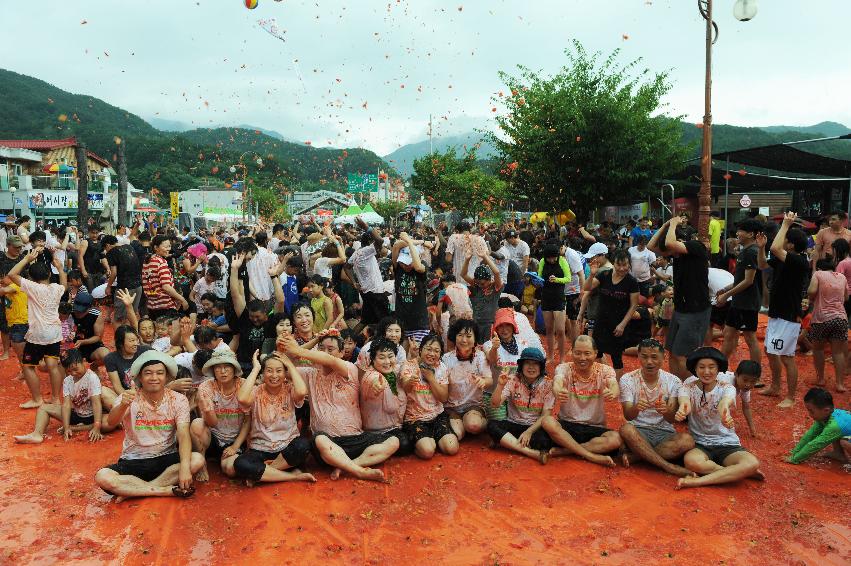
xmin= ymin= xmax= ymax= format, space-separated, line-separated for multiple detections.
xmin=95 ymin=350 xmax=205 ymax=500
xmin=190 ymin=350 xmax=250 ymax=482
xmin=674 ymin=347 xmax=763 ymax=489
xmin=487 ymin=347 xmax=554 ymax=464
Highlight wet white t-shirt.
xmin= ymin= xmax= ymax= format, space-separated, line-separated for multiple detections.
xmin=679 ymin=379 xmax=739 ymax=446
xmin=619 ymin=369 xmax=681 ymax=432
xmin=63 ymin=370 xmax=102 ymax=418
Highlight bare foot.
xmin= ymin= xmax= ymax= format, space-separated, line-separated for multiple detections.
xmin=14 ymin=433 xmax=44 ymax=444
xmin=750 ymin=468 xmax=766 ymax=481
xmin=329 ymin=468 xmax=342 ymax=481
xmin=538 ymin=451 xmax=549 ymax=465
xmin=353 ymin=467 xmax=385 ymax=482
xmin=548 ymin=447 xmax=570 ymax=458
xmin=244 ymin=479 xmax=256 ymax=488
xmin=836 ymin=384 xmax=848 ymax=393
xmin=295 ymin=472 xmax=317 ymax=482
xmin=777 ymin=398 xmax=795 ymax=409
xmin=759 ymin=388 xmax=781 ymax=397
xmin=587 ymin=454 xmax=615 ymax=468
xmin=0 ymin=352 xmax=9 ymax=361
xmin=621 ymin=451 xmax=638 ymax=468
xmin=195 ymin=467 xmax=210 ymax=482
xmin=664 ymin=465 xmax=694 ymax=477
xmin=675 ymin=476 xmax=700 ymax=490
xmin=19 ymin=400 xmax=42 ymax=409
xmin=114 ymin=495 xmax=126 ymax=504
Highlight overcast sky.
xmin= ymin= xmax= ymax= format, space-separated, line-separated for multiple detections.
xmin=3 ymin=0 xmax=849 ymax=155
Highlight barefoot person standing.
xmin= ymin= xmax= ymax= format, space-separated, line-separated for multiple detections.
xmin=94 ymin=351 xmax=204 ymax=500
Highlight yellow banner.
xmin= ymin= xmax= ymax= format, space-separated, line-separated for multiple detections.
xmin=170 ymin=192 xmax=179 ymax=218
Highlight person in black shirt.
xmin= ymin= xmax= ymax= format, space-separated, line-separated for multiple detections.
xmin=71 ymin=291 xmax=110 ymax=367
xmin=716 ymin=218 xmax=763 ymax=364
xmin=647 ymin=216 xmax=710 ymax=379
xmin=759 ymin=212 xmax=810 ymax=409
xmin=103 ymin=235 xmax=144 ymax=325
xmin=392 ymin=233 xmax=429 ymax=345
xmin=78 ymin=225 xmax=107 ymax=291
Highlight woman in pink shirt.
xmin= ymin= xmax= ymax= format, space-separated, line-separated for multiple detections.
xmin=807 ymin=258 xmax=848 ymax=392
xmin=359 ymin=337 xmax=411 ymax=455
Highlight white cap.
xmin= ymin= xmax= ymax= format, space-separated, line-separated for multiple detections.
xmin=583 ymin=242 xmax=609 ymax=259
xmin=397 ymin=248 xmax=413 ymax=265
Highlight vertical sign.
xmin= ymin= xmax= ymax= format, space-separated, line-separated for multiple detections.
xmin=170 ymin=191 xmax=179 ymax=218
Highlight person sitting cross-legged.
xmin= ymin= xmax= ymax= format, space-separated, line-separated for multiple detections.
xmin=618 ymin=338 xmax=695 ymax=477
xmin=94 ymin=351 xmax=204 ymax=501
xmin=542 ymin=335 xmax=623 ymax=467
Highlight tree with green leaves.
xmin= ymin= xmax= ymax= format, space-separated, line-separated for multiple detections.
xmin=411 ymin=148 xmax=507 ymax=217
xmin=488 ymin=40 xmax=690 ymax=221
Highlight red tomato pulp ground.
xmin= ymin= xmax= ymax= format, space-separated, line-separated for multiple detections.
xmin=0 ymin=317 xmax=848 ymax=565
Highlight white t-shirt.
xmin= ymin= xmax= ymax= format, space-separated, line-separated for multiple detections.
xmin=679 ymin=379 xmax=739 ymax=445
xmin=708 ymin=268 xmax=734 ymax=305
xmin=442 ymin=350 xmax=492 ymax=410
xmin=504 ymin=240 xmax=530 ymax=269
xmin=564 ymin=247 xmax=584 ymax=295
xmin=686 ymin=371 xmax=749 ymax=402
xmin=619 ymin=369 xmax=681 ymax=432
xmin=627 ymin=246 xmax=657 ymax=283
xmin=20 ymin=278 xmax=65 ymax=345
xmin=493 ymin=245 xmax=510 ymax=284
xmin=313 ymin=257 xmax=333 ymax=280
xmin=63 ymin=370 xmax=102 ymax=417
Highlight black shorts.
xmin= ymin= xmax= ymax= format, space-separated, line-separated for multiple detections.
xmin=695 ymin=443 xmax=746 ymax=465
xmin=487 ymin=419 xmax=553 ymax=451
xmin=725 ymin=307 xmax=758 ymax=332
xmin=21 ymin=341 xmax=61 ymax=366
xmin=558 ymin=420 xmax=612 ymax=445
xmin=541 ymin=294 xmax=565 ymax=312
xmin=403 ymin=411 xmax=455 ymax=445
xmin=147 ymin=308 xmax=180 ymax=322
xmin=70 ymin=412 xmax=95 ymax=426
xmin=206 ymin=434 xmax=242 ymax=460
xmin=710 ymin=305 xmax=728 ymax=327
xmin=105 ymin=452 xmax=181 ymax=484
xmin=313 ymin=430 xmax=390 ymax=460
xmin=79 ymin=341 xmax=106 ymax=361
xmin=565 ymin=294 xmax=581 ymax=320
xmin=233 ymin=438 xmax=312 ymax=482
xmin=381 ymin=427 xmax=412 ymax=456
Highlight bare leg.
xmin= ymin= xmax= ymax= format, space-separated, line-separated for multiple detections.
xmin=813 ymin=342 xmax=826 ymax=386
xmin=840 ymin=439 xmax=851 ymax=462
xmin=352 ymin=437 xmax=400 ymax=467
xmin=495 ymin=432 xmax=547 ymax=463
xmin=542 ymin=416 xmax=614 ymax=467
xmin=743 ymin=331 xmax=760 ymax=364
xmin=44 ymin=358 xmax=63 ymax=402
xmin=720 ymin=326 xmax=738 ymax=361
xmin=0 ymin=331 xmax=9 ymax=360
xmin=552 ymin=311 xmax=566 ymax=363
xmin=15 ymin=403 xmax=62 ymax=443
xmin=314 ymin=436 xmax=386 ymax=481
xmin=582 ymin=430 xmax=623 ymax=454
xmin=618 ymin=424 xmax=692 ymax=476
xmin=19 ymin=365 xmax=44 ymax=409
xmin=189 ymin=418 xmax=211 ymax=482
xmin=668 ymin=354 xmax=689 ymax=380
xmin=763 ymin=353 xmax=783 ymax=397
xmin=100 ymin=387 xmax=118 ymax=411
xmin=437 ymin=433 xmax=459 ymax=455
xmin=414 ymin=438 xmax=436 ymax=460
xmin=677 ymin=450 xmax=760 ymax=489
xmin=95 ymin=454 xmax=204 ymax=500
xmin=449 ymin=415 xmax=465 ymax=440
xmin=777 ymin=355 xmax=798 ymax=408
xmin=543 ymin=311 xmax=555 ymax=361
xmin=462 ymin=411 xmax=486 ymax=435
xmin=254 ymin=454 xmax=316 ymax=483
xmin=831 ymin=339 xmax=847 ymax=392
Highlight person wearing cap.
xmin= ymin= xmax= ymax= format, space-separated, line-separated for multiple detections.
xmin=94 ymin=350 xmax=205 ymax=500
xmin=538 ymin=243 xmax=572 ymax=363
xmin=647 ymin=215 xmax=711 ymax=379
xmin=8 ymin=248 xmax=67 ymax=408
xmin=71 ymin=292 xmax=110 ymax=367
xmin=392 ymin=232 xmax=430 ymax=346
xmin=576 ymin=242 xmax=611 ymax=336
xmin=487 ymin=347 xmax=553 ymax=464
xmin=461 ymin=248 xmax=502 ymax=345
xmin=618 ymin=339 xmax=695 ymax=477
xmin=191 ymin=350 xmax=250 ymax=482
xmin=543 ymin=335 xmax=622 ymax=467
xmin=674 ymin=347 xmax=762 ymax=489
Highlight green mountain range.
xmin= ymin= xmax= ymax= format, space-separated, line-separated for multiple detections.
xmin=0 ymin=68 xmax=395 ymax=208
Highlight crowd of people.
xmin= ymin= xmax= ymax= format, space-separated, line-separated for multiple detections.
xmin=3 ymin=209 xmax=849 ymax=500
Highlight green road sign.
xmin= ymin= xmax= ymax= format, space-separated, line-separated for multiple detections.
xmin=347 ymin=173 xmax=378 ymax=194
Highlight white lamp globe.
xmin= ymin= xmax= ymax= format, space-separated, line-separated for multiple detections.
xmin=733 ymin=0 xmax=757 ymax=22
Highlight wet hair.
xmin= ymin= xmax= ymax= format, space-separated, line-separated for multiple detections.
xmin=114 ymin=325 xmax=140 ymax=351
xmin=572 ymin=334 xmax=598 ymax=351
xmin=193 ymin=325 xmax=218 ymax=346
xmin=247 ymin=299 xmax=267 ymax=315
xmin=610 ymin=248 xmax=630 ymax=265
xmin=786 ymin=228 xmax=807 ymax=254
xmin=101 ymin=235 xmax=118 ymax=246
xmin=448 ymin=318 xmax=479 ymax=344
xmin=255 ymin=232 xmax=269 ymax=247
xmin=319 ymin=334 xmax=344 ymax=351
xmin=803 ymin=387 xmax=833 ymax=409
xmin=419 ymin=333 xmax=444 ymax=356
xmin=152 ymin=234 xmax=170 ymax=250
xmin=289 ymin=302 xmax=314 ymax=326
xmin=200 ymin=292 xmax=217 ymax=304
xmin=737 ymin=218 xmax=763 ymax=235
xmin=260 ymin=353 xmax=287 ymax=372
xmin=205 ymin=266 xmax=221 ymax=280
xmin=340 ymin=328 xmax=360 ymax=346
xmin=377 ymin=316 xmax=404 ymax=340
xmin=363 ymin=324 xmax=377 ymax=341
xmin=310 ymin=274 xmax=329 ymax=288
xmin=831 ymin=238 xmax=850 ymax=262
xmin=29 ymin=262 xmax=51 ymax=282
xmin=637 ymin=338 xmax=664 ymax=353
xmin=61 ymin=348 xmax=84 ymax=369
xmin=735 ymin=360 xmax=761 ymax=379
xmin=369 ymin=337 xmax=398 ymax=363
xmin=815 ymin=258 xmax=835 ymax=271
xmin=175 ymin=365 xmax=192 ymax=382
xmin=29 ymin=230 xmax=46 ymax=244
xmin=192 ymin=349 xmax=214 ymax=371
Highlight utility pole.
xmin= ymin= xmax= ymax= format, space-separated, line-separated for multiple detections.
xmin=429 ymin=114 xmax=433 ymax=154
xmin=117 ymin=138 xmax=128 ymax=227
xmin=75 ymin=142 xmax=89 ymax=228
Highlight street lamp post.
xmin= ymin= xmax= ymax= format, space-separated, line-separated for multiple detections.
xmin=697 ymin=0 xmax=757 ymax=244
